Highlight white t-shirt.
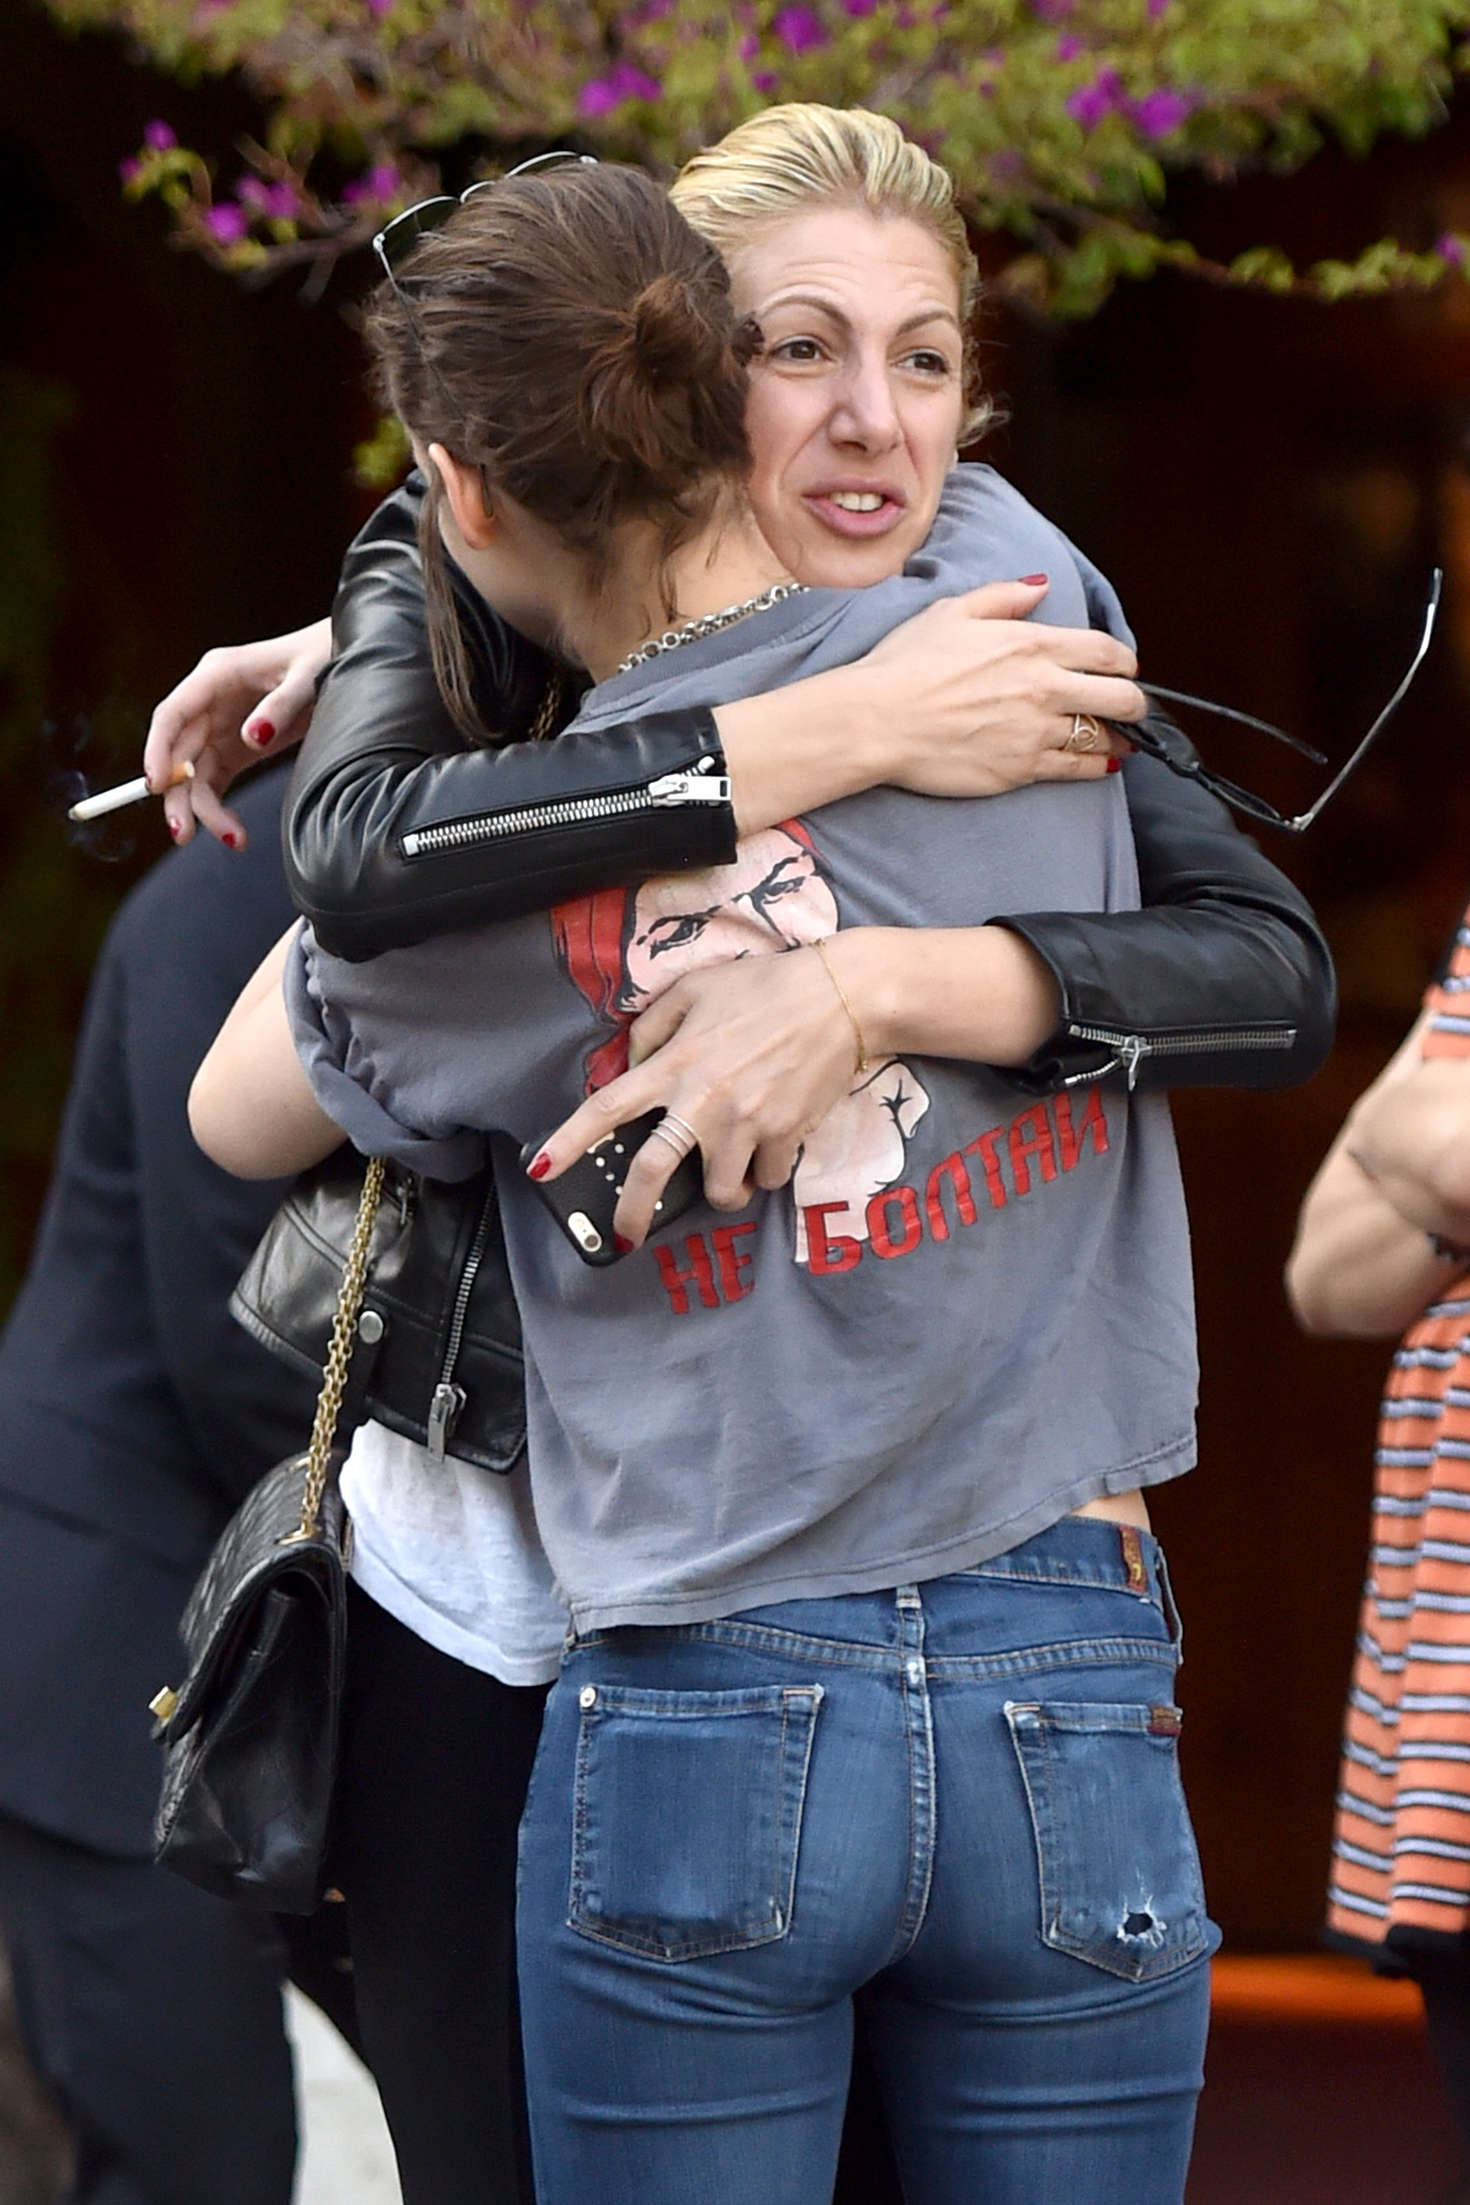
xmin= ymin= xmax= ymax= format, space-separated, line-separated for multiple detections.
xmin=341 ymin=1418 xmax=567 ymax=1686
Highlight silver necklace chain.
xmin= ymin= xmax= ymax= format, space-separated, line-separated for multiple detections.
xmin=616 ymin=581 xmax=809 ymax=675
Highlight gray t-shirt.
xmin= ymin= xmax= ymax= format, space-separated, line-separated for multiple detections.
xmin=289 ymin=465 xmax=1197 ymax=1632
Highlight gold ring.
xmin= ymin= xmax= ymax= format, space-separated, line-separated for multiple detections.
xmin=1066 ymin=714 xmax=1102 ymax=755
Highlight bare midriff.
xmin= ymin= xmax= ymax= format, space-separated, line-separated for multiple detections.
xmin=1069 ymin=1487 xmax=1152 ymax=1533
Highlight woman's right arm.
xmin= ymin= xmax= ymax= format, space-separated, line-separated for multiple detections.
xmin=143 ymin=477 xmax=1137 ymax=956
xmin=188 ymin=929 xmax=346 ymax=1181
xmin=1286 ymin=1007 xmax=1470 ymax=1338
xmin=143 ymin=480 xmax=1330 ymax=1092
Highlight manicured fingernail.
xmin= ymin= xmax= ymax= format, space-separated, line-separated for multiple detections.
xmin=527 ymin=1152 xmax=552 ymax=1180
xmin=246 ymin=720 xmax=275 ymax=747
xmin=167 ymin=817 xmax=181 ymax=838
xmin=221 ymin=831 xmax=239 ymax=849
xmin=1106 ymin=757 xmax=1122 ymax=774
xmin=1021 ymin=573 xmax=1048 ymax=587
xmin=614 ymin=1234 xmax=634 ymax=1254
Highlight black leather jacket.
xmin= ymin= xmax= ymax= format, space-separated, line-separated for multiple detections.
xmin=263 ymin=478 xmax=1336 ymax=1466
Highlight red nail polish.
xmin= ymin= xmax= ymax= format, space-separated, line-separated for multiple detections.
xmin=527 ymin=1152 xmax=552 ymax=1181
xmin=614 ymin=1234 xmax=634 ymax=1255
xmin=247 ymin=720 xmax=275 ymax=747
xmin=1106 ymin=757 xmax=1122 ymax=775
xmin=1021 ymin=573 xmax=1048 ymax=587
xmin=221 ymin=831 xmax=239 ymax=849
xmin=167 ymin=817 xmax=181 ymax=839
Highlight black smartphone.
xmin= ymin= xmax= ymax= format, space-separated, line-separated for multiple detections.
xmin=518 ymin=1109 xmax=704 ymax=1266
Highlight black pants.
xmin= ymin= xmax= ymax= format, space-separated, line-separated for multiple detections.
xmin=0 ymin=1811 xmax=358 ymax=2205
xmin=331 ymin=1578 xmax=548 ymax=2205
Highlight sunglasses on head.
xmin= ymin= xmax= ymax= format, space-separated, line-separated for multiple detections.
xmin=1126 ymin=569 xmax=1443 ymax=833
xmin=372 ymin=150 xmax=599 ymax=291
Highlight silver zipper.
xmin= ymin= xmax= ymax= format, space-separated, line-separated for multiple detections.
xmin=426 ymin=1189 xmax=499 ymax=1459
xmin=400 ymin=760 xmax=732 ymax=860
xmin=1062 ymin=1022 xmax=1297 ymax=1091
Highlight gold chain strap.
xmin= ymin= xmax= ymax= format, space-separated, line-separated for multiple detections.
xmin=294 ymin=1155 xmax=386 ymax=1541
xmin=528 ymin=672 xmax=563 ymax=743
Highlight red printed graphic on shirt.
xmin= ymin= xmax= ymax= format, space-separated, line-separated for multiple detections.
xmin=550 ymin=822 xmax=931 ymax=1265
xmin=650 ymin=1084 xmax=1111 ymax=1315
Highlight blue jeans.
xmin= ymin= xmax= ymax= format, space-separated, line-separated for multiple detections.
xmin=517 ymin=1518 xmax=1218 ymax=2205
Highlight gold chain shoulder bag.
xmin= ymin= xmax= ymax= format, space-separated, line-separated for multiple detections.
xmin=151 ymin=1157 xmax=384 ymax=1913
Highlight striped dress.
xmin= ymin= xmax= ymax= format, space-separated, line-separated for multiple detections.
xmin=1329 ymin=914 xmax=1470 ymax=1958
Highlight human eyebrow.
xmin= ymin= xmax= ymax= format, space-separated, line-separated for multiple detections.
xmin=756 ymin=292 xmax=850 ymax=328
xmin=757 ymin=295 xmax=960 ymax=340
xmin=893 ymin=307 xmax=962 ymax=338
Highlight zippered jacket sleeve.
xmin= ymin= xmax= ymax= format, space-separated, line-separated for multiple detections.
xmin=287 ymin=486 xmax=1335 ymax=1094
xmin=284 ymin=477 xmax=734 ymax=962
xmin=995 ymin=729 xmax=1337 ymax=1094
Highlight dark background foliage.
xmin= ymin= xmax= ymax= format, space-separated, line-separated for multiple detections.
xmin=9 ymin=0 xmax=1470 ymax=1948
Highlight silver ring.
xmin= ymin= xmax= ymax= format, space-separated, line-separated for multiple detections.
xmin=648 ymin=1113 xmax=698 ymax=1161
xmin=1066 ymin=714 xmax=1102 ymax=755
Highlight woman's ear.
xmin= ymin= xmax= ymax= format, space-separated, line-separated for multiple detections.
xmin=426 ymin=442 xmax=497 ymax=549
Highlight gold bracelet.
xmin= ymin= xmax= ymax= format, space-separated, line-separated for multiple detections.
xmin=812 ymin=936 xmax=869 ymax=1075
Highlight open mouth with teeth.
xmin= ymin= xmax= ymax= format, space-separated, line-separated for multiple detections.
xmin=806 ymin=487 xmax=906 ymax=535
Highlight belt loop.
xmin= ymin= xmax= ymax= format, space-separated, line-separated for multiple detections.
xmin=1152 ymin=1541 xmax=1185 ymax=1659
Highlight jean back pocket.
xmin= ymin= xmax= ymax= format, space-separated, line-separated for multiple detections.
xmin=569 ymin=1681 xmax=823 ymax=1962
xmin=1005 ymin=1698 xmax=1210 ymax=1983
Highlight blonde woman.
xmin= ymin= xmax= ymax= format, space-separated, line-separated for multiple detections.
xmin=189 ymin=139 xmax=1270 ymax=2204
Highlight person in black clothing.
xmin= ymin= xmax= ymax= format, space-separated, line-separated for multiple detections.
xmin=0 ymin=766 xmax=361 ymax=2205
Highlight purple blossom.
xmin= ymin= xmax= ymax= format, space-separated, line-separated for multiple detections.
xmin=738 ymin=31 xmax=758 ymax=56
xmin=1438 ymin=232 xmax=1467 ymax=268
xmin=1066 ymin=67 xmax=1122 ymax=129
xmin=752 ymin=68 xmax=778 ymax=90
xmin=118 ymin=156 xmax=142 ymax=185
xmin=1129 ymin=88 xmax=1193 ymax=137
xmin=342 ymin=161 xmax=403 ymax=205
xmin=1029 ymin=0 xmax=1073 ymax=18
xmin=577 ymin=59 xmax=662 ymax=115
xmin=775 ymin=5 xmax=829 ymax=51
xmin=366 ymin=0 xmax=394 ymax=17
xmin=143 ymin=119 xmax=177 ymax=150
xmin=239 ymin=176 xmax=301 ymax=219
xmin=204 ymin=202 xmax=249 ymax=243
xmin=1147 ymin=0 xmax=1171 ymax=15
xmin=1055 ymin=32 xmax=1084 ymax=59
xmin=842 ymin=0 xmax=879 ymax=16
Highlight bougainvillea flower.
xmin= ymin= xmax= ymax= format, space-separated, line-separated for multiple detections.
xmin=578 ymin=60 xmax=662 ymax=116
xmin=204 ymin=202 xmax=249 ymax=242
xmin=774 ymin=5 xmax=829 ymax=52
xmin=1130 ymin=88 xmax=1193 ymax=136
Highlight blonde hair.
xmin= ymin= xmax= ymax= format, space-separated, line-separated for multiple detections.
xmin=672 ymin=103 xmax=990 ymax=439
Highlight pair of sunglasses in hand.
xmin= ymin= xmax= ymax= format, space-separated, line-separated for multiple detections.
xmin=1122 ymin=571 xmax=1442 ymax=833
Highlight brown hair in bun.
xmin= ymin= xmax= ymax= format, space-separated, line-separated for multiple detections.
xmin=364 ymin=163 xmax=753 ymax=735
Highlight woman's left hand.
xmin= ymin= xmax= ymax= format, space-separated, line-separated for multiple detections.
xmin=528 ymin=948 xmax=862 ymax=1247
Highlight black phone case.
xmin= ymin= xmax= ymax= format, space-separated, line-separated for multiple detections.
xmin=519 ymin=1109 xmax=704 ymax=1266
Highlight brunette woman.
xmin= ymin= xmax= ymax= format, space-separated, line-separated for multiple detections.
xmin=195 ymin=150 xmax=1222 ymax=2205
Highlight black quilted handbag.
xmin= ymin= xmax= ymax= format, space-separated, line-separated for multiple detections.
xmin=150 ymin=1157 xmax=384 ymax=1914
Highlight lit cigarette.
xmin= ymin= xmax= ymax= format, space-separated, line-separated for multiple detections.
xmin=68 ymin=761 xmax=194 ymax=822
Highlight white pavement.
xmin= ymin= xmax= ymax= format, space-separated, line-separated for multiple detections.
xmin=286 ymin=1988 xmax=401 ymax=2205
